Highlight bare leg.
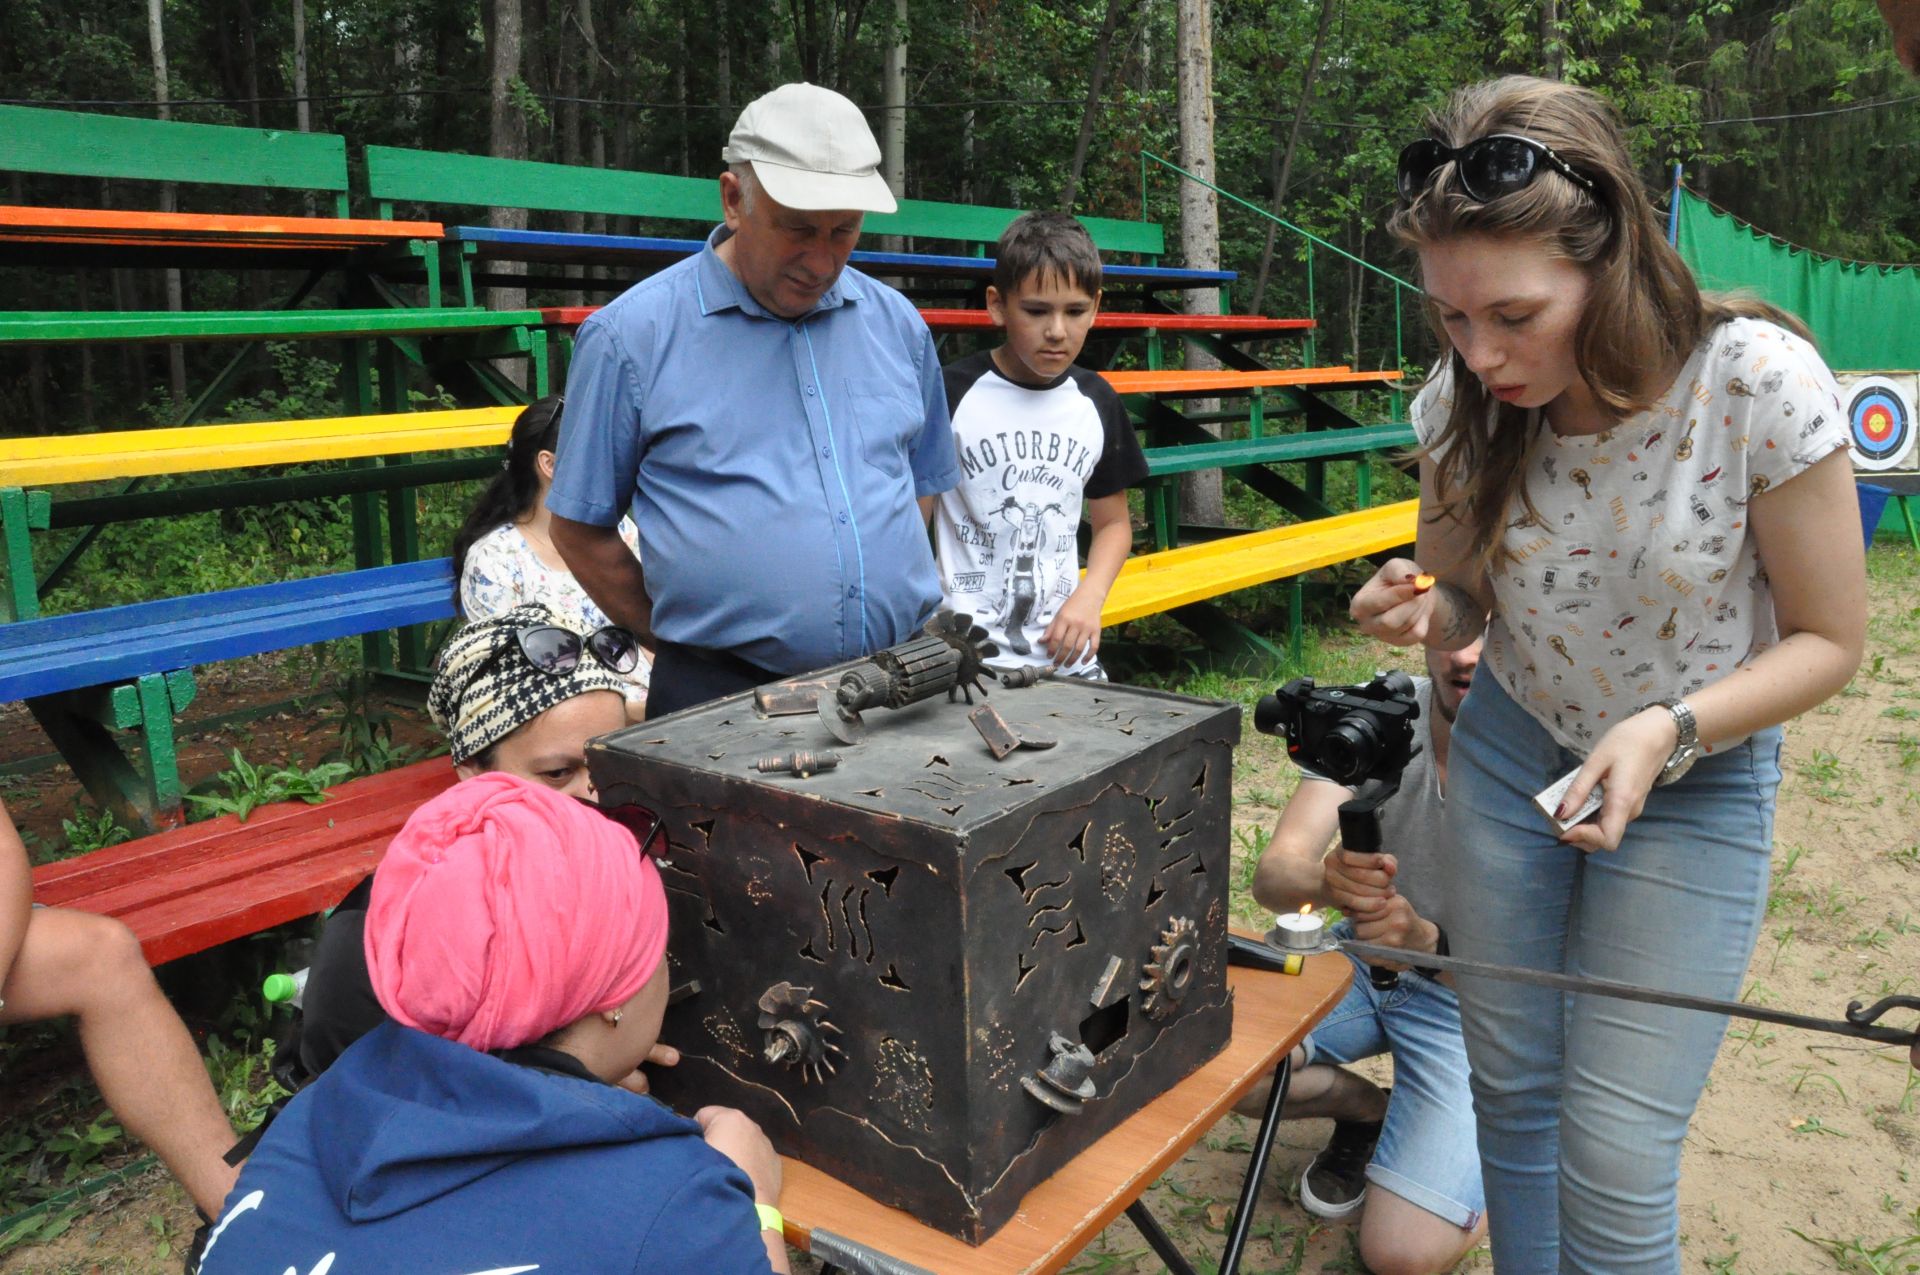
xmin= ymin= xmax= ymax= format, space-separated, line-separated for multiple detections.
xmin=0 ymin=909 xmax=239 ymax=1216
xmin=1357 ymin=1185 xmax=1487 ymax=1275
xmin=1233 ymin=1047 xmax=1390 ymax=1122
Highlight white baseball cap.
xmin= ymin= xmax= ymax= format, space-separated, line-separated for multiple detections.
xmin=721 ymin=83 xmax=898 ymax=215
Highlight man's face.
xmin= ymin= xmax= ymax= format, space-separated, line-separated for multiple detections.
xmin=986 ymin=271 xmax=1101 ymax=385
xmin=1881 ymin=0 xmax=1920 ymax=73
xmin=720 ymin=169 xmax=863 ymax=319
xmin=1425 ymin=637 xmax=1484 ymax=725
xmin=458 ymin=690 xmax=628 ymax=799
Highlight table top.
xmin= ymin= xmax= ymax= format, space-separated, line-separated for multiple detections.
xmin=777 ymin=942 xmax=1351 ymax=1274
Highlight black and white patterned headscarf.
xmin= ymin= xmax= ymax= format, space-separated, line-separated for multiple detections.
xmin=428 ymin=602 xmax=629 ymax=763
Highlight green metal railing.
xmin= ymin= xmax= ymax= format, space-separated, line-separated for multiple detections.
xmin=1140 ymin=150 xmax=1422 ymax=423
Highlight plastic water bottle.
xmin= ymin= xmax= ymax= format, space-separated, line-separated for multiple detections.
xmin=263 ymin=967 xmax=309 ymax=1011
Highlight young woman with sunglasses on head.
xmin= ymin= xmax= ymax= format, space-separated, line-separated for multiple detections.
xmin=284 ymin=603 xmax=671 ymax=1085
xmin=452 ymin=394 xmax=654 ymax=720
xmin=1350 ymin=77 xmax=1865 ymax=1273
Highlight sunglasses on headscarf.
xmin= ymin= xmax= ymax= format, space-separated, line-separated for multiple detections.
xmin=459 ymin=624 xmax=641 ymax=701
xmin=1396 ymin=134 xmax=1596 ymax=206
xmin=575 ymin=796 xmax=670 ymax=860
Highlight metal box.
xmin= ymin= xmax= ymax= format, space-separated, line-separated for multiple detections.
xmin=589 ymin=676 xmax=1238 ymax=1243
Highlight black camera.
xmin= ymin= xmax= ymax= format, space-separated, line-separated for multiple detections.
xmin=1253 ymin=671 xmax=1421 ymax=787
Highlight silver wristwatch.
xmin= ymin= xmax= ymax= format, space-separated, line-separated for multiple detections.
xmin=1648 ymin=697 xmax=1700 ymax=786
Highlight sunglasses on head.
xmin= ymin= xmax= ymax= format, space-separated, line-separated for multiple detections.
xmin=459 ymin=623 xmax=641 ymax=701
xmin=576 ymin=796 xmax=670 ymax=861
xmin=1397 ymin=133 xmax=1596 ymax=206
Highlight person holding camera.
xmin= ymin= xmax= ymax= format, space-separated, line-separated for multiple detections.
xmin=1248 ymin=641 xmax=1487 ymax=1275
xmin=1351 ymin=77 xmax=1864 ymax=1273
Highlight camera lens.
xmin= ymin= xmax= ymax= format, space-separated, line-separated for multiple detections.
xmin=1320 ymin=717 xmax=1382 ymax=784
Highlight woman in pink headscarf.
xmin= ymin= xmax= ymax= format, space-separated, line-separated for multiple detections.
xmin=198 ymin=773 xmax=789 ymax=1274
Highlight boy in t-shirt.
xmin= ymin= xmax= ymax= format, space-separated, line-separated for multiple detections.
xmin=935 ymin=211 xmax=1148 ymax=677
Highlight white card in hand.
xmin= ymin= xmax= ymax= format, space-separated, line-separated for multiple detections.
xmin=1533 ymin=767 xmax=1603 ymax=834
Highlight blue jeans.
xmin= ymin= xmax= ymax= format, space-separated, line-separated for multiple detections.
xmin=1305 ymin=922 xmax=1485 ymax=1229
xmin=1442 ymin=672 xmax=1782 ymax=1274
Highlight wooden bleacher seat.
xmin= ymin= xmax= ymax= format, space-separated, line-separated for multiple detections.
xmin=1101 ymin=501 xmax=1417 ymax=627
xmin=0 ymin=105 xmax=441 ymax=275
xmin=362 ymin=144 xmax=1232 ymax=302
xmin=31 ymin=758 xmax=456 ymax=967
xmin=0 ymin=406 xmax=517 ymax=487
xmin=0 ymin=559 xmax=454 ymax=706
xmin=1103 ymin=366 xmax=1403 ymax=395
xmin=0 ymin=204 xmax=440 ymax=256
xmin=0 ymin=559 xmax=455 ymax=831
xmin=537 ymin=304 xmax=1316 ymax=338
xmin=0 ymin=306 xmax=541 ymax=348
xmin=1142 ymin=422 xmax=1416 ymax=476
xmin=917 ymin=308 xmax=1315 ymax=335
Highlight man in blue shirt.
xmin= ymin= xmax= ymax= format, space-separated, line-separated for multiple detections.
xmin=549 ymin=83 xmax=960 ymax=715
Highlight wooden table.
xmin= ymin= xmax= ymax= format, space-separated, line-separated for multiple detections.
xmin=778 ymin=943 xmax=1352 ymax=1275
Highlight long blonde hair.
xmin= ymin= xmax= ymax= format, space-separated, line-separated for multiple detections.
xmin=1388 ymin=77 xmax=1810 ymax=569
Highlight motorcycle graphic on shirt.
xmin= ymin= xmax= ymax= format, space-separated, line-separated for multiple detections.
xmin=994 ymin=497 xmax=1067 ymax=655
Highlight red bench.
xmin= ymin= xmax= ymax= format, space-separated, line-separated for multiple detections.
xmin=31 ymin=759 xmax=456 ymax=966
xmin=537 ymin=304 xmax=1315 ymax=337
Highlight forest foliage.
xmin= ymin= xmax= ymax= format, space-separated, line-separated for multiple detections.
xmin=2 ymin=0 xmax=1916 ymax=421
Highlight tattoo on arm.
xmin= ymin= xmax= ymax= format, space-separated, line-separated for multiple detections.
xmin=1433 ymin=582 xmax=1485 ymax=647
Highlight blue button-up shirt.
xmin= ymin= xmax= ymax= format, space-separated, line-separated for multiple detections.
xmin=548 ymin=227 xmax=959 ymax=675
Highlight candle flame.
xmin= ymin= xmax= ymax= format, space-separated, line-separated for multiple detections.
xmin=1299 ymin=903 xmax=1313 ymax=917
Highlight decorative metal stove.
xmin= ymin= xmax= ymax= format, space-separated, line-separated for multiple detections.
xmin=588 ymin=650 xmax=1239 ymax=1243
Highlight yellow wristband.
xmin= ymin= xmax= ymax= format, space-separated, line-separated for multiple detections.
xmin=755 ymin=1202 xmax=784 ymax=1233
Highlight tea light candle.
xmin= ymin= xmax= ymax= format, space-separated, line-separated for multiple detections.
xmin=1273 ymin=907 xmax=1325 ymax=952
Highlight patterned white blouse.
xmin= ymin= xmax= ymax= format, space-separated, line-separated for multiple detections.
xmin=459 ymin=519 xmax=652 ymax=700
xmin=1416 ymin=317 xmax=1847 ymax=754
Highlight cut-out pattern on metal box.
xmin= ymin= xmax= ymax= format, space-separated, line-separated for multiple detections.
xmin=589 ymin=676 xmax=1239 ymax=1243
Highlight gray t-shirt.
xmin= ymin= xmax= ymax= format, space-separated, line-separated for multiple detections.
xmin=1300 ymin=678 xmax=1443 ymax=917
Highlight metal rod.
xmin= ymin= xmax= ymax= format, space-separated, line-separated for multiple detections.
xmin=1219 ymin=1052 xmax=1292 ymax=1275
xmin=1125 ymin=1198 xmax=1202 ymax=1275
xmin=1340 ymin=941 xmax=1919 ymax=1045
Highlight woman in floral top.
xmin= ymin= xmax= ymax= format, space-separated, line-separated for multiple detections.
xmin=452 ymin=396 xmax=652 ymax=718
xmin=1350 ymin=78 xmax=1865 ymax=1273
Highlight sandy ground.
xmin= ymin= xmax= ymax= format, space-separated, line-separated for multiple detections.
xmin=1 ymin=546 xmax=1915 ymax=1274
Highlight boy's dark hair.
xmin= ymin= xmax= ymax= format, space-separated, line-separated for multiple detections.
xmin=992 ymin=211 xmax=1103 ymax=297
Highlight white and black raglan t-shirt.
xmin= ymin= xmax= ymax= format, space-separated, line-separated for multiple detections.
xmin=934 ymin=350 xmax=1149 ymax=671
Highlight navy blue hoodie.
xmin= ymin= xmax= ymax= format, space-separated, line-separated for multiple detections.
xmin=199 ymin=1022 xmax=774 ymax=1274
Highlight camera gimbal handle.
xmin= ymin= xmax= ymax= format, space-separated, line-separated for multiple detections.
xmin=1338 ymin=772 xmax=1410 ymax=991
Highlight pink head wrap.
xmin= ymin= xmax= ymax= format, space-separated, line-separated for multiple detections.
xmin=363 ymin=771 xmax=669 ymax=1052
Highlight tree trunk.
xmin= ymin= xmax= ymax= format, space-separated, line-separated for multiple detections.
xmin=676 ymin=10 xmax=691 ymax=176
xmin=879 ymin=0 xmax=907 ymax=252
xmin=487 ymin=0 xmax=530 ymax=347
xmin=1540 ymin=0 xmax=1562 ymax=80
xmin=1175 ymin=0 xmax=1224 ymax=531
xmin=1062 ymin=0 xmax=1139 ymax=211
xmin=717 ymin=0 xmax=732 ymax=115
xmin=1250 ymin=0 xmax=1335 ymax=315
xmin=580 ymin=0 xmax=606 ymax=263
xmin=147 ymin=0 xmax=187 ymax=410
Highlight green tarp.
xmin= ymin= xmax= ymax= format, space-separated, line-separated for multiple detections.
xmin=1675 ymin=187 xmax=1920 ymax=373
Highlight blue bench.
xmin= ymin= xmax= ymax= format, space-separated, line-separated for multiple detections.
xmin=444 ymin=225 xmax=1235 ymax=296
xmin=2 ymin=558 xmax=455 ymax=831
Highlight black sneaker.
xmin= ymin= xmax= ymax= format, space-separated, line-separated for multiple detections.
xmin=1299 ymin=1100 xmax=1386 ymax=1220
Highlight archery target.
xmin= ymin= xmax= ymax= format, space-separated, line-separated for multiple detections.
xmin=1846 ymin=375 xmax=1916 ymax=471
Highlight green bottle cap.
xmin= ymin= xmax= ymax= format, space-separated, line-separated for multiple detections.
xmin=263 ymin=973 xmax=298 ymax=1003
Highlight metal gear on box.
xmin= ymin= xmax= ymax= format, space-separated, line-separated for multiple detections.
xmin=588 ymin=668 xmax=1239 ymax=1243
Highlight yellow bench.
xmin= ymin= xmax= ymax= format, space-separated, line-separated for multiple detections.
xmin=1097 ymin=502 xmax=1417 ymax=664
xmin=0 ymin=406 xmax=518 ymax=487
